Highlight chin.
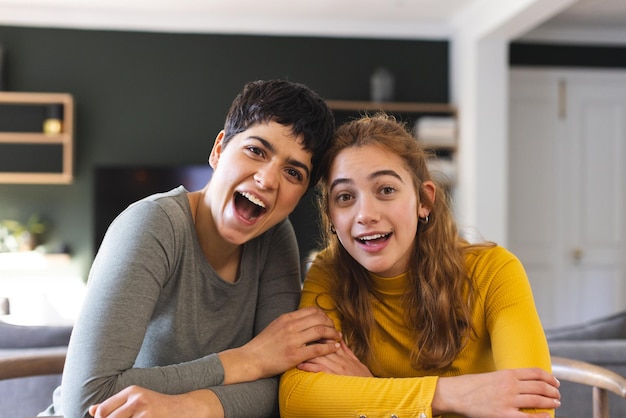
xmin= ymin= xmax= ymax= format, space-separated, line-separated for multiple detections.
xmin=361 ymin=262 xmax=392 ymax=276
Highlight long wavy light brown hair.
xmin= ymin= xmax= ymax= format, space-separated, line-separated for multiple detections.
xmin=315 ymin=113 xmax=488 ymax=371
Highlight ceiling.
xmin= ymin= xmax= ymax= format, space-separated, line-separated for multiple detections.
xmin=549 ymin=0 xmax=626 ymax=28
xmin=0 ymin=0 xmax=625 ymax=43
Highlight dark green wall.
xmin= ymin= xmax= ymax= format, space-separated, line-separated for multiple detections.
xmin=0 ymin=26 xmax=449 ymax=278
xmin=510 ymin=42 xmax=626 ymax=68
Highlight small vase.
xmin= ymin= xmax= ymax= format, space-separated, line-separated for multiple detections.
xmin=370 ymin=67 xmax=395 ymax=102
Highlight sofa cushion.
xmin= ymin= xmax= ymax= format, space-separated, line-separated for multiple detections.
xmin=544 ymin=310 xmax=626 ymax=341
xmin=549 ymin=340 xmax=626 ymax=368
xmin=0 ymin=373 xmax=62 ymax=418
xmin=0 ymin=346 xmax=66 ymax=418
xmin=0 ymin=321 xmax=72 ymax=349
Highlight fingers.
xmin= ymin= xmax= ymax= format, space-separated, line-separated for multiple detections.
xmin=288 ymin=307 xmax=338 ymax=333
xmin=515 ymin=367 xmax=560 ymax=387
xmin=223 ymin=307 xmax=341 ymax=382
xmin=89 ymin=404 xmax=99 ymax=417
xmin=300 ymin=339 xmax=341 ymax=359
xmin=434 ymin=369 xmax=561 ymax=417
xmin=513 ymin=368 xmax=562 ymax=406
xmin=297 ymin=356 xmax=334 ymax=373
xmin=518 ymin=379 xmax=561 ymax=409
xmin=88 ymin=387 xmax=130 ymax=418
xmin=88 ymin=385 xmax=146 ymax=418
xmin=499 ymin=369 xmax=561 ymax=412
xmin=339 ymin=338 xmax=360 ymax=362
xmin=297 ymin=339 xmax=373 ymax=377
xmin=280 ymin=306 xmax=341 ymax=344
xmin=516 ymin=393 xmax=561 ymax=411
xmin=299 ymin=325 xmax=341 ymax=346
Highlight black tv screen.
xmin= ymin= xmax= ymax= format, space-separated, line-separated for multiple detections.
xmin=94 ymin=165 xmax=213 ymax=253
xmin=93 ymin=165 xmax=321 ymax=274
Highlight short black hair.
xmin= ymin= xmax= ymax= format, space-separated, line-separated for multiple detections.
xmin=223 ymin=79 xmax=335 ymax=190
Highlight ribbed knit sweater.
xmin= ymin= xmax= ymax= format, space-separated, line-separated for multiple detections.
xmin=279 ymin=245 xmax=553 ymax=418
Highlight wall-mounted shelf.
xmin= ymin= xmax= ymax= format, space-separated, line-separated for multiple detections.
xmin=326 ymin=100 xmax=458 ymax=186
xmin=325 ymin=100 xmax=456 ymax=115
xmin=0 ymin=92 xmax=74 ymax=184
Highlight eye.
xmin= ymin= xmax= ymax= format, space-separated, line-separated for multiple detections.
xmin=380 ymin=186 xmax=396 ymax=195
xmin=245 ymin=146 xmax=264 ymax=158
xmin=285 ymin=167 xmax=304 ymax=183
xmin=377 ymin=185 xmax=398 ymax=199
xmin=335 ymin=192 xmax=353 ymax=203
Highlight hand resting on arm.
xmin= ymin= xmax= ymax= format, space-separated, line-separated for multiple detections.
xmin=89 ymin=306 xmax=341 ymax=418
xmin=299 ymin=340 xmax=560 ymax=418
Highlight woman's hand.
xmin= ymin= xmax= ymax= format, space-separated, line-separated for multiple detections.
xmin=297 ymin=338 xmax=373 ymax=377
xmin=219 ymin=306 xmax=341 ymax=384
xmin=434 ymin=368 xmax=561 ymax=418
xmin=89 ymin=386 xmax=222 ymax=418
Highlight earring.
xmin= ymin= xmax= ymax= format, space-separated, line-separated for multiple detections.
xmin=330 ymin=225 xmax=336 ymax=234
xmin=418 ymin=215 xmax=429 ymax=224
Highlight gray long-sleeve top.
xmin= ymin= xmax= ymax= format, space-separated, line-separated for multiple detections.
xmin=57 ymin=187 xmax=302 ymax=418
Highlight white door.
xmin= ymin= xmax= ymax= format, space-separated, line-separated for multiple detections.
xmin=509 ymin=69 xmax=626 ymax=329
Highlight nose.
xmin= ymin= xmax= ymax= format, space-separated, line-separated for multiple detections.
xmin=254 ymin=163 xmax=279 ymax=190
xmin=356 ymin=195 xmax=381 ymax=225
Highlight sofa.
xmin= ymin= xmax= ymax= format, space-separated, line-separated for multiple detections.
xmin=0 ymin=321 xmax=71 ymax=418
xmin=545 ymin=311 xmax=626 ymax=418
xmin=1 ymin=313 xmax=624 ymax=418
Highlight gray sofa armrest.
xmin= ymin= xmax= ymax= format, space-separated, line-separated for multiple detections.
xmin=549 ymin=340 xmax=626 ymax=367
xmin=0 ymin=321 xmax=72 ymax=349
xmin=545 ymin=311 xmax=626 ymax=341
xmin=0 ymin=346 xmax=67 ymax=379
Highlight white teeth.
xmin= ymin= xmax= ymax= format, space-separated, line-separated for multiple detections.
xmin=360 ymin=233 xmax=388 ymax=241
xmin=240 ymin=191 xmax=265 ymax=208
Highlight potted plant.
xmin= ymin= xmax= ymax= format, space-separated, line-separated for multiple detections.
xmin=0 ymin=214 xmax=48 ymax=252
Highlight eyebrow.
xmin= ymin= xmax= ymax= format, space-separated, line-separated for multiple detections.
xmin=251 ymin=136 xmax=311 ymax=180
xmin=330 ymin=169 xmax=404 ymax=191
xmin=371 ymin=169 xmax=403 ymax=182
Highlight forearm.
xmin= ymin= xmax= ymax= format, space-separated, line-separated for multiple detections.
xmin=181 ymin=389 xmax=225 ymax=418
xmin=279 ymin=368 xmax=437 ymax=418
xmin=62 ymin=351 xmax=227 ymax=417
xmin=211 ymin=377 xmax=280 ymax=418
xmin=113 ymin=353 xmax=227 ymax=392
xmin=219 ymin=347 xmax=263 ymax=384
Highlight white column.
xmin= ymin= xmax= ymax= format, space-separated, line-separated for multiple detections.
xmin=450 ymin=0 xmax=578 ymax=245
xmin=452 ymin=38 xmax=509 ymax=244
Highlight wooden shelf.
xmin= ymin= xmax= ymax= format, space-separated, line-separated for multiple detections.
xmin=326 ymin=100 xmax=457 ymax=114
xmin=0 ymin=132 xmax=71 ymax=144
xmin=0 ymin=92 xmax=74 ymax=184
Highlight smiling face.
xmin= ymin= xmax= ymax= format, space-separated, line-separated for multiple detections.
xmin=328 ymin=143 xmax=432 ymax=278
xmin=206 ymin=120 xmax=312 ymax=246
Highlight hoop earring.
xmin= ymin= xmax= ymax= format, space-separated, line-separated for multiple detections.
xmin=330 ymin=225 xmax=336 ymax=234
xmin=418 ymin=215 xmax=429 ymax=224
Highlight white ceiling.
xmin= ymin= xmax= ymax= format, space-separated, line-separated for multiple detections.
xmin=0 ymin=0 xmax=625 ymax=43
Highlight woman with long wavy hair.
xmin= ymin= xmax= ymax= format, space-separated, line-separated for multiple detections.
xmin=279 ymin=114 xmax=560 ymax=418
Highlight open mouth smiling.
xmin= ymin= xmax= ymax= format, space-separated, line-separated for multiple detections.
xmin=235 ymin=191 xmax=267 ymax=221
xmin=356 ymin=233 xmax=391 ymax=245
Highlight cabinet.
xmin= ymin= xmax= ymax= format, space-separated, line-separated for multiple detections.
xmin=0 ymin=252 xmax=85 ymax=325
xmin=509 ymin=69 xmax=626 ymax=328
xmin=326 ymin=100 xmax=458 ymax=186
xmin=0 ymin=92 xmax=74 ymax=184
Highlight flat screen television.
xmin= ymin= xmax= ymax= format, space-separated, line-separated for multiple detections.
xmin=94 ymin=165 xmax=321 ymax=274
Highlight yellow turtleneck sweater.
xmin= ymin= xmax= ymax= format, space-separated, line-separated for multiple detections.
xmin=279 ymin=245 xmax=553 ymax=418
